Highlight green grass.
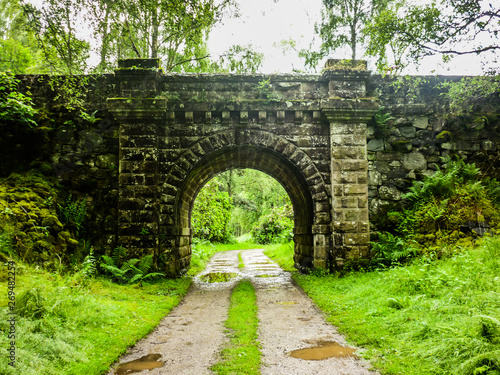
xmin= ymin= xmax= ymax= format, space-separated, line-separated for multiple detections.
xmin=0 ymin=263 xmax=190 ymax=375
xmin=211 ymin=280 xmax=261 ymax=375
xmin=238 ymin=252 xmax=244 ymax=268
xmin=262 ymin=242 xmax=295 ymax=271
xmin=287 ymin=238 xmax=500 ymax=375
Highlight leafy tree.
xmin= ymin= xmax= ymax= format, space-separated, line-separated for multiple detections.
xmin=94 ymin=0 xmax=235 ymax=72
xmin=251 ymin=204 xmax=293 ymax=244
xmin=364 ymin=1 xmax=410 ymax=74
xmin=365 ymin=0 xmax=500 ymax=70
xmin=0 ymin=0 xmax=43 ymax=73
xmin=214 ymin=44 xmax=264 ymax=73
xmin=192 ymin=178 xmax=233 ymax=242
xmin=20 ymin=0 xmax=90 ymax=74
xmin=301 ymin=0 xmax=393 ymax=68
xmin=220 ymin=169 xmax=292 ymax=238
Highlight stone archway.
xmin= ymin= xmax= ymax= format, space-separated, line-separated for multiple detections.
xmin=159 ymin=129 xmax=332 ymax=275
xmin=107 ymin=58 xmax=378 ymax=277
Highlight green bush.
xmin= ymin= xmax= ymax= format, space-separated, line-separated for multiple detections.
xmin=251 ymin=205 xmax=293 ymax=244
xmin=58 ymin=194 xmax=87 ymax=237
xmin=100 ymin=246 xmax=164 ymax=285
xmin=192 ymin=179 xmax=233 ymax=243
xmin=0 ymin=71 xmax=37 ymax=128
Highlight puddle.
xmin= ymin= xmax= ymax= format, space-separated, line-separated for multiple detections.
xmin=199 ymin=272 xmax=238 ymax=283
xmin=115 ymin=353 xmax=164 ymax=374
xmin=289 ymin=341 xmax=357 ymax=360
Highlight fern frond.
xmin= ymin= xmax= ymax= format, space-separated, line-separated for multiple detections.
xmin=100 ymin=255 xmax=115 ymax=267
xmin=138 ymin=255 xmax=154 ymax=274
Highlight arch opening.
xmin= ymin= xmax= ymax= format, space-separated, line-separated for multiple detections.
xmin=160 ymin=144 xmax=331 ymax=275
xmin=191 ymin=168 xmax=294 ymax=247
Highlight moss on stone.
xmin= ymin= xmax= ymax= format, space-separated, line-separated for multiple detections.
xmin=0 ymin=171 xmax=80 ymax=265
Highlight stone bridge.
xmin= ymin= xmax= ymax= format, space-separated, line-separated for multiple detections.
xmin=107 ymin=58 xmax=378 ymax=276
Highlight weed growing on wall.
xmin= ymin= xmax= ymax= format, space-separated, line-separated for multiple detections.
xmin=58 ymin=194 xmax=87 ymax=237
xmin=439 ymin=75 xmax=500 ymax=115
xmin=0 ymin=71 xmax=37 ymax=128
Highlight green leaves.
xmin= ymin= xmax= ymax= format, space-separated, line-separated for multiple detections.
xmin=364 ymin=0 xmax=500 ymax=72
xmin=304 ymin=0 xmax=394 ymax=68
xmin=439 ymin=75 xmax=500 ymax=115
xmin=192 ymin=179 xmax=233 ymax=243
xmin=0 ymin=71 xmax=37 ymax=128
xmin=100 ymin=247 xmax=164 ymax=285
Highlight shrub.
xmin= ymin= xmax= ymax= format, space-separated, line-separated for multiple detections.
xmin=373 ymin=157 xmax=500 ymax=266
xmin=0 ymin=71 xmax=37 ymax=128
xmin=251 ymin=205 xmax=293 ymax=244
xmin=192 ymin=179 xmax=233 ymax=243
xmin=100 ymin=246 xmax=164 ymax=285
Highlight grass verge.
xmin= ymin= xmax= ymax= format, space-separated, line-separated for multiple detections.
xmin=287 ymin=238 xmax=500 ymax=375
xmin=211 ymin=280 xmax=261 ymax=375
xmin=0 ymin=262 xmax=190 ymax=375
xmin=262 ymin=242 xmax=295 ymax=272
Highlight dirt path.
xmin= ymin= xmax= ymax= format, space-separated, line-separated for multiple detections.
xmin=107 ymin=249 xmax=379 ymax=375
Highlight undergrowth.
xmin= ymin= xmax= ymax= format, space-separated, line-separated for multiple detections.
xmin=0 ymin=263 xmax=190 ymax=375
xmin=291 ymin=237 xmax=500 ymax=375
xmin=373 ymin=157 xmax=500 ymax=266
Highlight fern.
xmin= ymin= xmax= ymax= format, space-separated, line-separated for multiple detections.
xmin=371 ymin=232 xmax=419 ymax=266
xmin=112 ymin=245 xmax=128 ymax=268
xmin=80 ymin=248 xmax=97 ymax=278
xmin=100 ymin=249 xmax=164 ymax=285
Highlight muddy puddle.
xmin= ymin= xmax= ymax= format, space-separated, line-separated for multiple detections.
xmin=290 ymin=341 xmax=357 ymax=361
xmin=115 ymin=353 xmax=164 ymax=374
xmin=199 ymin=272 xmax=238 ymax=283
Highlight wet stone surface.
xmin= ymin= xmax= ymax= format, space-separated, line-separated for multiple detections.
xmin=108 ymin=249 xmax=378 ymax=375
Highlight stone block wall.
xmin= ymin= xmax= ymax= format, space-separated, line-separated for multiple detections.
xmin=2 ymin=65 xmax=499 ymax=271
xmin=366 ymin=75 xmax=500 ymax=224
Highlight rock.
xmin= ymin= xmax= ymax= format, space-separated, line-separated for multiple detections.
xmin=399 ymin=126 xmax=416 ymax=138
xmin=413 ymin=116 xmax=428 ymax=129
xmin=379 ymin=186 xmax=402 ymax=201
xmin=403 ymin=152 xmax=427 ymax=170
xmin=482 ymin=140 xmax=496 ymax=151
xmin=367 ymin=139 xmax=384 ymax=151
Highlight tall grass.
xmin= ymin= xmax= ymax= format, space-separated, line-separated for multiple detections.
xmin=290 ymin=238 xmax=500 ymax=375
xmin=0 ymin=264 xmax=190 ymax=375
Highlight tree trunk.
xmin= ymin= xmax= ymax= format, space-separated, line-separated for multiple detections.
xmin=151 ymin=6 xmax=159 ymax=58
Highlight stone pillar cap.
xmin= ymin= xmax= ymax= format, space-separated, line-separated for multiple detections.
xmin=324 ymin=59 xmax=368 ymax=71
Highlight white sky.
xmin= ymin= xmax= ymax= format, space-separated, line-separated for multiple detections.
xmin=208 ymin=0 xmax=498 ymax=75
xmin=28 ymin=0 xmax=498 ymax=75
